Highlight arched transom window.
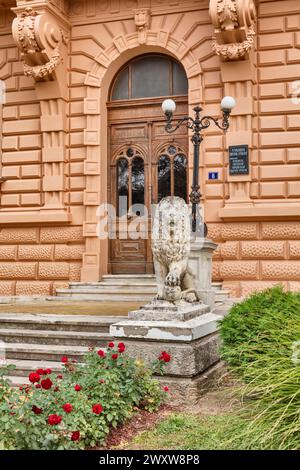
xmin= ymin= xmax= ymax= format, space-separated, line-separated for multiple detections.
xmin=111 ymin=55 xmax=188 ymax=101
xmin=157 ymin=145 xmax=188 ymax=203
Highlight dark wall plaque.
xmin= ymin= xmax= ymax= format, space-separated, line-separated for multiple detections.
xmin=229 ymin=145 xmax=249 ymax=175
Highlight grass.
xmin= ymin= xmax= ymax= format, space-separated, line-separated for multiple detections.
xmin=124 ymin=412 xmax=249 ymax=450
xmin=218 ymin=287 xmax=300 ymax=450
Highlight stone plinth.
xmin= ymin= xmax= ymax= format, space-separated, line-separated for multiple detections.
xmin=189 ymin=238 xmax=218 ymax=309
xmin=128 ymin=300 xmax=210 ymax=322
xmin=112 ymin=312 xmax=220 ymax=343
xmin=110 ymin=299 xmax=228 ymax=402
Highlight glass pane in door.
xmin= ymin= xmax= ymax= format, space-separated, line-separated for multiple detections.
xmin=117 ymin=158 xmax=129 ymax=216
xmin=131 ymin=157 xmax=145 ymax=215
xmin=174 ymin=154 xmax=187 ymax=201
xmin=157 ymin=155 xmax=171 ymax=202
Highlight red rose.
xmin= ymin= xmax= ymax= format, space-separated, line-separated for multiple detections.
xmin=62 ymin=403 xmax=73 ymax=413
xmin=108 ymin=342 xmax=114 ymax=348
xmin=45 ymin=368 xmax=52 ymax=375
xmin=54 ymin=386 xmax=60 ymax=392
xmin=118 ymin=342 xmax=126 ymax=353
xmin=92 ymin=404 xmax=103 ymax=415
xmin=41 ymin=378 xmax=53 ymax=390
xmin=61 ymin=356 xmax=68 ymax=363
xmin=29 ymin=372 xmax=40 ymax=384
xmin=163 ymin=386 xmax=169 ymax=392
xmin=35 ymin=384 xmax=41 ymax=389
xmin=48 ymin=414 xmax=62 ymax=426
xmin=57 ymin=374 xmax=63 ymax=380
xmin=74 ymin=384 xmax=82 ymax=392
xmin=36 ymin=369 xmax=47 ymax=376
xmin=71 ymin=431 xmax=80 ymax=442
xmin=32 ymin=405 xmax=43 ymax=415
xmin=111 ymin=353 xmax=118 ymax=360
xmin=159 ymin=351 xmax=171 ymax=363
xmin=97 ymin=349 xmax=106 ymax=358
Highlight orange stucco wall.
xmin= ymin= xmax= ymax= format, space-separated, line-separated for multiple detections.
xmin=0 ymin=0 xmax=298 ymax=297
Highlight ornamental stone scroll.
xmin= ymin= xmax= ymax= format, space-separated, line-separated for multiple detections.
xmin=209 ymin=0 xmax=256 ymax=61
xmin=12 ymin=5 xmax=68 ymax=84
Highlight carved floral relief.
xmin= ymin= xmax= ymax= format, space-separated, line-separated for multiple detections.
xmin=12 ymin=6 xmax=68 ymax=81
xmin=209 ymin=0 xmax=256 ymax=61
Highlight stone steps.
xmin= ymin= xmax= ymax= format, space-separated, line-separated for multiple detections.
xmin=4 ymin=342 xmax=89 ymax=362
xmin=5 ymin=375 xmax=31 ymax=387
xmin=0 ymin=328 xmax=111 ymax=347
xmin=0 ymin=313 xmax=117 ymax=386
xmin=5 ymin=359 xmax=63 ymax=377
xmin=56 ymin=276 xmax=230 ymax=304
xmin=0 ymin=314 xmax=120 ymax=332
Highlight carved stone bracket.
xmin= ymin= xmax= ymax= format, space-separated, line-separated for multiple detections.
xmin=12 ymin=4 xmax=68 ymax=84
xmin=209 ymin=0 xmax=256 ymax=61
xmin=133 ymin=8 xmax=150 ymax=45
xmin=12 ymin=1 xmax=70 ymax=215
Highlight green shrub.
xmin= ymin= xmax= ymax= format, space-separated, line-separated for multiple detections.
xmin=0 ymin=343 xmax=170 ymax=450
xmin=219 ymin=286 xmax=300 ymax=449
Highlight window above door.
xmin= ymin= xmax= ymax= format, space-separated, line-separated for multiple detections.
xmin=111 ymin=55 xmax=188 ymax=101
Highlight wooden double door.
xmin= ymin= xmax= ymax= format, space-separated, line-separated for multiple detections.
xmin=108 ymin=98 xmax=189 ymax=274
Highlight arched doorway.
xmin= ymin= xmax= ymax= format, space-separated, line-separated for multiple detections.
xmin=107 ymin=54 xmax=189 ymax=274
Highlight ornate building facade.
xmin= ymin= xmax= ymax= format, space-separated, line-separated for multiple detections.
xmin=0 ymin=0 xmax=298 ymax=297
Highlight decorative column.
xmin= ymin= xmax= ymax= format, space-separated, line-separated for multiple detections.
xmin=209 ymin=0 xmax=257 ymax=215
xmin=12 ymin=2 xmax=70 ymax=219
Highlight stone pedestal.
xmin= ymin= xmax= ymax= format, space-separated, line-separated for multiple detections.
xmin=109 ymin=236 xmax=224 ymax=402
xmin=110 ymin=299 xmax=228 ymax=402
xmin=189 ymin=238 xmax=218 ymax=309
xmin=128 ymin=300 xmax=210 ymax=322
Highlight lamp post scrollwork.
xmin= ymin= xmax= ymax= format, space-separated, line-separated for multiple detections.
xmin=162 ymin=96 xmax=236 ymax=235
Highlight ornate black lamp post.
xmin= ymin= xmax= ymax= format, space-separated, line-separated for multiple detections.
xmin=162 ymin=96 xmax=236 ymax=235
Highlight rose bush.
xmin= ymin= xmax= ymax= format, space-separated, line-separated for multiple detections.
xmin=0 ymin=343 xmax=171 ymax=450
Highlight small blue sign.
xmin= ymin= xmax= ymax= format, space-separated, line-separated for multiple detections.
xmin=208 ymin=172 xmax=219 ymax=180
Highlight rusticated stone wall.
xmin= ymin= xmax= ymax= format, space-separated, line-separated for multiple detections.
xmin=1 ymin=24 xmax=43 ymax=208
xmin=209 ymin=222 xmax=300 ymax=297
xmin=0 ymin=226 xmax=84 ymax=296
xmin=206 ymin=0 xmax=300 ymax=296
xmin=0 ymin=0 xmax=298 ymax=297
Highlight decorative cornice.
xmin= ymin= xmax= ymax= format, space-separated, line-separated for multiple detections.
xmin=133 ymin=8 xmax=150 ymax=45
xmin=209 ymin=0 xmax=256 ymax=61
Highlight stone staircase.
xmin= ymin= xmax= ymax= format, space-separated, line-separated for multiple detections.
xmin=0 ymin=277 xmax=231 ymax=386
xmin=56 ymin=275 xmax=230 ymax=304
xmin=0 ymin=314 xmax=119 ymax=387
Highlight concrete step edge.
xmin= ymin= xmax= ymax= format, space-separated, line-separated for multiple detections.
xmin=5 ymin=375 xmax=30 ymax=386
xmin=0 ymin=328 xmax=112 ymax=339
xmin=56 ymin=287 xmax=157 ymax=293
xmin=0 ymin=314 xmax=122 ymax=324
xmin=5 ymin=343 xmax=89 ymax=353
xmin=5 ymin=359 xmax=63 ymax=370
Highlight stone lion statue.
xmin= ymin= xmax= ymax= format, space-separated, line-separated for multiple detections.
xmin=152 ymin=196 xmax=199 ymax=303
